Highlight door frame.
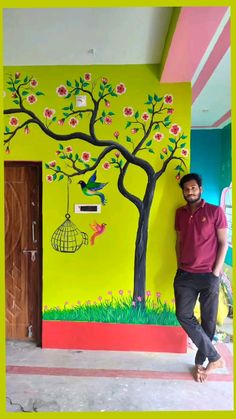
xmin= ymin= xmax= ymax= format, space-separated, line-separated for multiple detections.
xmin=4 ymin=161 xmax=43 ymax=346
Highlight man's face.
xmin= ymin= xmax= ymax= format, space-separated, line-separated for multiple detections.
xmin=182 ymin=179 xmax=202 ymax=204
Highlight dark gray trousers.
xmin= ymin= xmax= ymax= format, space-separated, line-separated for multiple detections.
xmin=174 ymin=269 xmax=221 ymax=364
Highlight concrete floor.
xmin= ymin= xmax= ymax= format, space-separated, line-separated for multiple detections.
xmin=5 ymin=324 xmax=234 ymax=413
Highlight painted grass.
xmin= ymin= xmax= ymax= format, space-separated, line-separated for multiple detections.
xmin=43 ymin=296 xmax=179 ymax=326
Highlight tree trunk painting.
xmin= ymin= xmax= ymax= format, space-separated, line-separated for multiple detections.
xmin=4 ymin=71 xmax=189 ymax=307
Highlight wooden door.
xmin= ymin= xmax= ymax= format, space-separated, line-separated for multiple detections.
xmin=4 ymin=162 xmax=42 ymax=345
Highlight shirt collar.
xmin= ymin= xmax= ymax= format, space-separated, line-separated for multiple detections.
xmin=183 ymin=199 xmax=205 ymax=211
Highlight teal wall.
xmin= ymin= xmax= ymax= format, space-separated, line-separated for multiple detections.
xmin=220 ymin=123 xmax=232 ymax=191
xmin=190 ymin=124 xmax=232 ymax=266
xmin=191 ymin=129 xmax=222 ymax=205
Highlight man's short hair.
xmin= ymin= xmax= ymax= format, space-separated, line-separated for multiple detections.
xmin=179 ymin=173 xmax=202 ymax=189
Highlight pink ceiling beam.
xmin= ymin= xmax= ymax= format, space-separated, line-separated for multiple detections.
xmin=212 ymin=110 xmax=231 ymax=127
xmin=160 ymin=7 xmax=228 ymax=83
xmin=192 ymin=20 xmax=230 ymax=103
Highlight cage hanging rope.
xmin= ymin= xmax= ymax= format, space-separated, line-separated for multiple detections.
xmin=51 ymin=177 xmax=88 ymax=253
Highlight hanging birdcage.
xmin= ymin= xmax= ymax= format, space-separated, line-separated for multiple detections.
xmin=51 ymin=177 xmax=88 ymax=253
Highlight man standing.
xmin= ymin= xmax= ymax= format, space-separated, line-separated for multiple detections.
xmin=174 ymin=173 xmax=228 ymax=382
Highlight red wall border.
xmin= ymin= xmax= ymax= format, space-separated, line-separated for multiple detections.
xmin=42 ymin=321 xmax=187 ymax=353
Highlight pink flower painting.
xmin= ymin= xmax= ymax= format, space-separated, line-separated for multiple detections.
xmin=81 ymin=152 xmax=91 ymax=162
xmin=123 ymin=107 xmax=134 ymax=117
xmin=30 ymin=79 xmax=38 ymax=87
xmin=141 ymin=112 xmax=150 ymax=121
xmin=56 ymin=85 xmax=68 ymax=97
xmin=43 ymin=108 xmax=55 ymax=119
xmin=24 ymin=126 xmax=30 ymax=135
xmin=69 ymin=117 xmax=79 ymax=127
xmin=113 ymin=131 xmax=120 ymax=139
xmin=164 ymin=94 xmax=173 ymax=104
xmin=104 ymin=116 xmax=112 ymax=125
xmin=103 ymin=162 xmax=111 ymax=170
xmin=116 ymin=83 xmax=126 ymax=95
xmin=169 ymin=124 xmax=181 ymax=136
xmin=9 ymin=116 xmax=19 ymax=126
xmin=102 ymin=77 xmax=108 ymax=84
xmin=153 ymin=132 xmax=164 ymax=142
xmin=46 ymin=175 xmax=53 ymax=182
xmin=181 ymin=149 xmax=189 ymax=157
xmin=84 ymin=73 xmax=91 ymax=81
xmin=27 ymin=94 xmax=37 ymax=104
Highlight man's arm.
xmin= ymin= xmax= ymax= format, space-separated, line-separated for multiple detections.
xmin=175 ymin=230 xmax=181 ymax=267
xmin=212 ymin=228 xmax=228 ymax=277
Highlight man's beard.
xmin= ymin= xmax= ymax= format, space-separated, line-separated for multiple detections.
xmin=184 ymin=192 xmax=201 ymax=204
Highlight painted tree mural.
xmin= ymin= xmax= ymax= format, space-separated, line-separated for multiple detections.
xmin=3 ymin=71 xmax=189 ymax=306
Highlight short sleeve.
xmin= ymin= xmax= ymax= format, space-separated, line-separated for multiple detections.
xmin=175 ymin=208 xmax=181 ymax=231
xmin=215 ymin=206 xmax=228 ymax=229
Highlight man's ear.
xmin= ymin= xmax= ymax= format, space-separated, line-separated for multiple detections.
xmin=200 ymin=186 xmax=203 ymax=194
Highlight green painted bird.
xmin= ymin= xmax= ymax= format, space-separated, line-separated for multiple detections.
xmin=78 ymin=171 xmax=108 ymax=205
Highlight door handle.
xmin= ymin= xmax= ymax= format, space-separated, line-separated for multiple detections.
xmin=22 ymin=249 xmax=38 ymax=262
xmin=32 ymin=221 xmax=37 ymax=243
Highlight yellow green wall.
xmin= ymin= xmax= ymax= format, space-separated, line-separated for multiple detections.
xmin=3 ymin=64 xmax=191 ymax=311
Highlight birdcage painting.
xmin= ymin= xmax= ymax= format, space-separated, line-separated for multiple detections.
xmin=51 ymin=178 xmax=88 ymax=253
xmin=51 ymin=213 xmax=88 ymax=253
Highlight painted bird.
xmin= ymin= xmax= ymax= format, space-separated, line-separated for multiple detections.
xmin=78 ymin=171 xmax=108 ymax=205
xmin=90 ymin=221 xmax=107 ymax=245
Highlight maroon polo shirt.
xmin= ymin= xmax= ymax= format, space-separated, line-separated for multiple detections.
xmin=175 ymin=200 xmax=227 ymax=273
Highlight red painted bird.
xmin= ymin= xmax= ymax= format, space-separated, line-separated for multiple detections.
xmin=90 ymin=221 xmax=106 ymax=245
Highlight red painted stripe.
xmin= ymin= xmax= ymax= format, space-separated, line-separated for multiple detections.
xmin=6 ymin=343 xmax=233 ymax=383
xmin=192 ymin=20 xmax=230 ymax=103
xmin=6 ymin=365 xmax=233 ymax=382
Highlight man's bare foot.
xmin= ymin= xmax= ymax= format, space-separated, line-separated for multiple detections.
xmin=193 ymin=365 xmax=207 ymax=382
xmin=205 ymin=357 xmax=225 ymax=374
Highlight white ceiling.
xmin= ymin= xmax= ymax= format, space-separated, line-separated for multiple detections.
xmin=3 ymin=7 xmax=231 ymax=129
xmin=3 ymin=8 xmax=172 ymax=65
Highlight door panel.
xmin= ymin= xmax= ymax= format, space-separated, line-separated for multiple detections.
xmin=4 ymin=163 xmax=42 ymax=344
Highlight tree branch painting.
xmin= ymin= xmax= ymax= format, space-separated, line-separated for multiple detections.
xmin=4 ymin=71 xmax=189 ymax=307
